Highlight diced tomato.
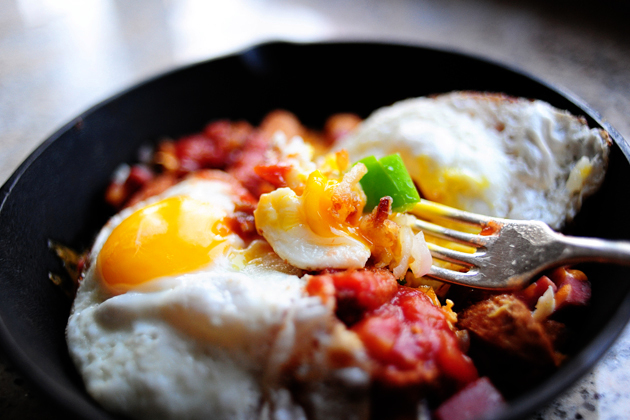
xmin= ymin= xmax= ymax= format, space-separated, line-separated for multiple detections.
xmin=435 ymin=333 xmax=480 ymax=387
xmin=306 ymin=268 xmax=398 ymax=325
xmin=433 ymin=377 xmax=506 ymax=420
xmin=305 ymin=274 xmax=337 ymax=305
xmin=355 ymin=288 xmax=478 ymax=387
xmin=354 ymin=315 xmax=400 ymax=360
xmin=331 ymin=269 xmax=399 ymax=314
xmin=306 ymin=269 xmax=478 ymax=390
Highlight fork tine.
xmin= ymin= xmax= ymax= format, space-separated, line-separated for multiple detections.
xmin=411 ymin=200 xmax=496 ymax=227
xmin=425 ymin=265 xmax=481 ymax=285
xmin=426 ymin=242 xmax=482 ymax=266
xmin=412 ymin=217 xmax=490 ymax=247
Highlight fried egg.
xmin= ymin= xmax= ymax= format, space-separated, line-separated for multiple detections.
xmin=337 ymin=92 xmax=611 ymax=229
xmin=67 ymin=171 xmax=370 ymax=420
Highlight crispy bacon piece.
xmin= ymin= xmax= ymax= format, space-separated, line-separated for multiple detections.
xmin=259 ymin=109 xmax=307 ymax=140
xmin=107 ymin=111 xmax=364 ymax=206
xmin=458 ymin=294 xmax=563 ymax=367
xmin=227 ymin=131 xmax=275 ymax=197
xmin=221 ymin=202 xmax=261 ymax=243
xmin=175 ymin=120 xmax=253 ymax=173
xmin=359 ymin=197 xmax=400 ymax=268
xmin=204 ymin=120 xmax=252 ymax=163
xmin=253 ymin=163 xmax=292 ymax=189
xmin=189 ymin=169 xmax=261 ymax=241
xmin=306 ymin=269 xmax=478 ymax=390
xmin=175 ymin=133 xmax=222 ymax=173
xmin=125 ymin=172 xmax=179 ymax=208
xmin=104 ymin=164 xmax=155 ymax=208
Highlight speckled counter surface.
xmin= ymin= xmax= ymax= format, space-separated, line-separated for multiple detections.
xmin=1 ymin=0 xmax=630 ymax=418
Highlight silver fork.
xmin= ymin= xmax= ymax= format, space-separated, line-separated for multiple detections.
xmin=410 ymin=200 xmax=630 ymax=290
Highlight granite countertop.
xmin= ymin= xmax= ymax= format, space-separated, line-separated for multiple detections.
xmin=1 ymin=0 xmax=630 ymax=418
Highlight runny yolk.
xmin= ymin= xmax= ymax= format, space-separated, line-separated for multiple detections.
xmin=96 ymin=196 xmax=227 ymax=293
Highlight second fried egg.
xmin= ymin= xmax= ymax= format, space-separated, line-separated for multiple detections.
xmin=337 ymin=92 xmax=610 ymax=229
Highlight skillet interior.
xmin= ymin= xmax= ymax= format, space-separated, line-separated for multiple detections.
xmin=0 ymin=41 xmax=628 ymax=420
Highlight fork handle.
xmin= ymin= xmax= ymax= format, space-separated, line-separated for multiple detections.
xmin=557 ymin=233 xmax=630 ymax=266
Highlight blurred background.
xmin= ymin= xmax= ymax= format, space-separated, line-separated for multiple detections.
xmin=1 ymin=0 xmax=629 ymax=418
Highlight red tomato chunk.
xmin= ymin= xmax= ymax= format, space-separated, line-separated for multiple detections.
xmin=306 ymin=269 xmax=478 ymax=391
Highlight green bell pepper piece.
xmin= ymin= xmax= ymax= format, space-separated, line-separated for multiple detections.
xmin=356 ymin=153 xmax=420 ymax=213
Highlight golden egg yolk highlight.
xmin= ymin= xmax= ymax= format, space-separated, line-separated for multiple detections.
xmin=415 ymin=156 xmax=490 ymax=209
xmin=302 ymin=170 xmax=366 ymax=243
xmin=96 ymin=196 xmax=228 ymax=293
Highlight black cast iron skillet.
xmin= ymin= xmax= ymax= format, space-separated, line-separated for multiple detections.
xmin=0 ymin=41 xmax=629 ymax=420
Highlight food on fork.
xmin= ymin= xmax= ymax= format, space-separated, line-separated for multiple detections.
xmin=65 ymin=91 xmax=610 ymax=420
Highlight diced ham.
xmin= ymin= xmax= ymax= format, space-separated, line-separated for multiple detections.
xmin=549 ymin=267 xmax=591 ymax=310
xmin=433 ymin=377 xmax=506 ymax=420
xmin=513 ymin=267 xmax=590 ymax=322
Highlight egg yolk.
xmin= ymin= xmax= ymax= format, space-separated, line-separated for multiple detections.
xmin=302 ymin=170 xmax=366 ymax=243
xmin=415 ymin=156 xmax=489 ymax=209
xmin=96 ymin=196 xmax=228 ymax=293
